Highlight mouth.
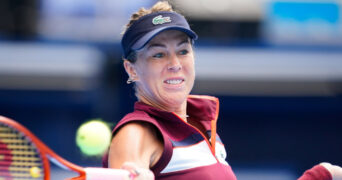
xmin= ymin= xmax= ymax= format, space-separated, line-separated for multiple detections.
xmin=164 ymin=78 xmax=184 ymax=85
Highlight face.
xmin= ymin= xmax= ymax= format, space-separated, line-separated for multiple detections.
xmin=124 ymin=30 xmax=195 ymax=111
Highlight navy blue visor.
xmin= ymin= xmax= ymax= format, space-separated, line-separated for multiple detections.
xmin=121 ymin=11 xmax=198 ymax=59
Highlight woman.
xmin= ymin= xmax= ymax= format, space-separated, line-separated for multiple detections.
xmin=103 ymin=1 xmax=236 ymax=180
xmin=103 ymin=1 xmax=342 ymax=180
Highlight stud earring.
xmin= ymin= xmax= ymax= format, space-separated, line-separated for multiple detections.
xmin=127 ymin=77 xmax=134 ymax=84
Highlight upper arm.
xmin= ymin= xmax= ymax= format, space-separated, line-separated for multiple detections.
xmin=108 ymin=121 xmax=163 ymax=169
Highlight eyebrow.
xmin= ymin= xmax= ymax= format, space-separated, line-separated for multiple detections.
xmin=178 ymin=38 xmax=190 ymax=46
xmin=146 ymin=43 xmax=166 ymax=50
xmin=146 ymin=38 xmax=190 ymax=50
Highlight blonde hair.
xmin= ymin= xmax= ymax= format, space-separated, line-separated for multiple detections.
xmin=122 ymin=1 xmax=174 ymax=35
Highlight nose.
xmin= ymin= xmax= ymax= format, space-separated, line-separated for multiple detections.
xmin=167 ymin=53 xmax=182 ymax=72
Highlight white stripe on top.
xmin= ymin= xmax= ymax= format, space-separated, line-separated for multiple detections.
xmin=161 ymin=141 xmax=218 ymax=173
xmin=215 ymin=142 xmax=229 ymax=166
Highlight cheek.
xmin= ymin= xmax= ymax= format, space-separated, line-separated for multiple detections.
xmin=137 ymin=63 xmax=164 ymax=82
xmin=185 ymin=59 xmax=195 ymax=76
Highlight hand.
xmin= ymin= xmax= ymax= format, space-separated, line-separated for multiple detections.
xmin=121 ymin=162 xmax=155 ymax=180
xmin=320 ymin=162 xmax=342 ymax=180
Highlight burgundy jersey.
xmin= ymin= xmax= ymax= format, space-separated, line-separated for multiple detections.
xmin=103 ymin=95 xmax=237 ymax=180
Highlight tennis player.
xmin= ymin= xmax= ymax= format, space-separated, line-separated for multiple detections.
xmin=102 ymin=1 xmax=236 ymax=179
xmin=102 ymin=1 xmax=342 ymax=180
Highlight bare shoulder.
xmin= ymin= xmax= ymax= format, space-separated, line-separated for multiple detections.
xmin=117 ymin=121 xmax=158 ymax=135
xmin=108 ymin=121 xmax=163 ymax=169
xmin=114 ymin=121 xmax=162 ymax=145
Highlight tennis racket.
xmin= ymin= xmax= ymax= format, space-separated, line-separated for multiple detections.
xmin=0 ymin=115 xmax=135 ymax=180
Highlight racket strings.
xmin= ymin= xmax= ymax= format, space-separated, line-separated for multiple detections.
xmin=0 ymin=124 xmax=44 ymax=179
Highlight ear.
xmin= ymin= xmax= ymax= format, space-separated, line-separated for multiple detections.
xmin=123 ymin=60 xmax=138 ymax=81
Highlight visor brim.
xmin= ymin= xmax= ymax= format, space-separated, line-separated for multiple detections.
xmin=131 ymin=26 xmax=198 ymax=51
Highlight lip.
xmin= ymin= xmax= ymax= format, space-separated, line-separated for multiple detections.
xmin=164 ymin=77 xmax=185 ymax=83
xmin=163 ymin=77 xmax=185 ymax=88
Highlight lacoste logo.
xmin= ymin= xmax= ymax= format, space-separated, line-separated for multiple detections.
xmin=152 ymin=15 xmax=171 ymax=25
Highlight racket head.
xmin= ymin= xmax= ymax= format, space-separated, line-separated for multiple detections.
xmin=0 ymin=116 xmax=48 ymax=179
xmin=0 ymin=116 xmax=134 ymax=180
xmin=0 ymin=116 xmax=86 ymax=180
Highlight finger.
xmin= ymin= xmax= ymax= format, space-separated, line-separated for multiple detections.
xmin=121 ymin=162 xmax=154 ymax=180
xmin=121 ymin=162 xmax=140 ymax=176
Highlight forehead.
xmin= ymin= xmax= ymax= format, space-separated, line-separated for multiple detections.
xmin=148 ymin=30 xmax=189 ymax=44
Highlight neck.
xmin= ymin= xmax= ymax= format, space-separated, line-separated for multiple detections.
xmin=137 ymin=92 xmax=188 ymax=121
xmin=172 ymin=103 xmax=188 ymax=122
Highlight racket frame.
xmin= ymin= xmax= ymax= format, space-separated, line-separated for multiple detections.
xmin=0 ymin=115 xmax=86 ymax=180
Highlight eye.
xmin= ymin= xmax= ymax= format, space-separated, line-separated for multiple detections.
xmin=179 ymin=49 xmax=189 ymax=55
xmin=152 ymin=52 xmax=164 ymax=58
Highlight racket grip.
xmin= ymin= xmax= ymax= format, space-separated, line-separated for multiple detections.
xmin=84 ymin=167 xmax=135 ymax=180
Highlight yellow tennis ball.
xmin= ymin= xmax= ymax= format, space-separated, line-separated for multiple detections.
xmin=76 ymin=120 xmax=112 ymax=156
xmin=30 ymin=166 xmax=41 ymax=178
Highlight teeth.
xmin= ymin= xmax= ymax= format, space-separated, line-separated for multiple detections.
xmin=166 ymin=79 xmax=182 ymax=84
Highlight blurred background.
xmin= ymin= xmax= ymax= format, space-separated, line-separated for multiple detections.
xmin=0 ymin=0 xmax=341 ymax=179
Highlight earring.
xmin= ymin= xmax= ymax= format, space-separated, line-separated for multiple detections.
xmin=127 ymin=77 xmax=134 ymax=84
